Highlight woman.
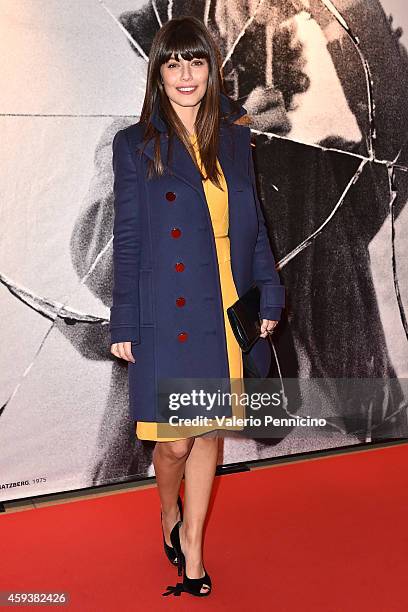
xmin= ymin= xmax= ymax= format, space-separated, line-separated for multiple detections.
xmin=109 ymin=16 xmax=285 ymax=597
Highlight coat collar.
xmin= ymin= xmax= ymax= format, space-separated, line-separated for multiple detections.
xmin=135 ymin=92 xmax=248 ymax=212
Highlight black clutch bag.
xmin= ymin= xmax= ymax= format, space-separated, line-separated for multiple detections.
xmin=227 ymin=284 xmax=262 ymax=353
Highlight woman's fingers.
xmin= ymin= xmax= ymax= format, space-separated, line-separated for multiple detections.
xmin=110 ymin=341 xmax=136 ymax=363
xmin=260 ymin=319 xmax=278 ymax=338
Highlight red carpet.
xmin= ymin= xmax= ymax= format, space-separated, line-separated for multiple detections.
xmin=1 ymin=444 xmax=407 ymax=611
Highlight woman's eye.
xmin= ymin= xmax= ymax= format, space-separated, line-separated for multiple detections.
xmin=166 ymin=59 xmax=205 ymax=68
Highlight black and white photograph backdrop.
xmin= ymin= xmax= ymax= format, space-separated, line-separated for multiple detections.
xmin=1 ymin=0 xmax=407 ymax=501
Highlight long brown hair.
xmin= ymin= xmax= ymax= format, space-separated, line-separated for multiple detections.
xmin=139 ymin=16 xmax=246 ymax=189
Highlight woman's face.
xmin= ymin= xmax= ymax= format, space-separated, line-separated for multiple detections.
xmin=160 ymin=54 xmax=209 ymax=111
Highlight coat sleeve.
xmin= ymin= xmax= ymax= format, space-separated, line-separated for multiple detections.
xmin=247 ymin=132 xmax=285 ymax=321
xmin=109 ymin=129 xmax=141 ymax=344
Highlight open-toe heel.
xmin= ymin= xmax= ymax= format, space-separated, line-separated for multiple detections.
xmin=160 ymin=495 xmax=183 ymax=566
xmin=183 ymin=566 xmax=212 ymax=597
xmin=162 ymin=521 xmax=212 ymax=597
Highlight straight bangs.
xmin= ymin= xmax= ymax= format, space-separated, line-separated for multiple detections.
xmin=158 ymin=28 xmax=211 ymax=65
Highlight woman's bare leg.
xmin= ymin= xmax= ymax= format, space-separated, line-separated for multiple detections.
xmin=179 ymin=435 xmax=219 ymax=592
xmin=153 ymin=438 xmax=195 ymax=545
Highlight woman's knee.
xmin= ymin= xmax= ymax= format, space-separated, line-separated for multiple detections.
xmin=160 ymin=438 xmax=192 ymax=460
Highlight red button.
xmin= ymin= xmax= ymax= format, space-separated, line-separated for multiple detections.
xmin=176 ymin=296 xmax=186 ymax=307
xmin=166 ymin=191 xmax=176 ymax=201
xmin=171 ymin=227 xmax=181 ymax=238
xmin=175 ymin=262 xmax=185 ymax=272
xmin=178 ymin=331 xmax=188 ymax=342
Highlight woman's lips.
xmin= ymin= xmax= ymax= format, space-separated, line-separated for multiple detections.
xmin=175 ymin=86 xmax=198 ymax=95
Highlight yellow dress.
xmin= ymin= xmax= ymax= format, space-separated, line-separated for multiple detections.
xmin=136 ymin=134 xmax=244 ymax=441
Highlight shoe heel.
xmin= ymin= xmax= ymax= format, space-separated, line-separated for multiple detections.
xmin=170 ymin=520 xmax=184 ymax=577
xmin=160 ymin=495 xmax=183 ymax=566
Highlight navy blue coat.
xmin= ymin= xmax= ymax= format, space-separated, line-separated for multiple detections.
xmin=109 ymin=92 xmax=285 ymax=422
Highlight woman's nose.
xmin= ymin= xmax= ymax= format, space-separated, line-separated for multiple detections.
xmin=181 ymin=67 xmax=193 ymax=80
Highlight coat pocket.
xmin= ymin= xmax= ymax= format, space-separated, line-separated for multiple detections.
xmin=138 ymin=269 xmax=154 ymax=326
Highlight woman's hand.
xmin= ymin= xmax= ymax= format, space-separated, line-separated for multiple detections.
xmin=260 ymin=319 xmax=279 ymax=338
xmin=110 ymin=342 xmax=136 ymax=363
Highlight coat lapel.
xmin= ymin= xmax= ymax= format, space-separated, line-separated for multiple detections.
xmin=135 ymin=92 xmax=247 ymax=212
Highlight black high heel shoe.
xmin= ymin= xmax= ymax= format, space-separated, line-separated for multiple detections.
xmin=161 ymin=495 xmax=183 ymax=566
xmin=162 ymin=520 xmax=212 ymax=597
